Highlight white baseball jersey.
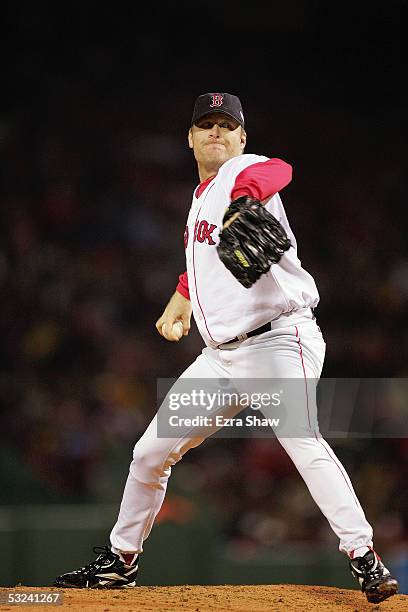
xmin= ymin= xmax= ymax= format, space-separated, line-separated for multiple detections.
xmin=184 ymin=153 xmax=320 ymax=347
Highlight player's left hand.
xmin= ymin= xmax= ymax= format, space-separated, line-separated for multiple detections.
xmin=217 ymin=196 xmax=292 ymax=288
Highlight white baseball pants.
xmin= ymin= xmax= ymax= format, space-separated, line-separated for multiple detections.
xmin=110 ymin=310 xmax=373 ymax=556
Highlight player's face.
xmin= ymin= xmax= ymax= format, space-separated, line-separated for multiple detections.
xmin=188 ymin=113 xmax=246 ymax=174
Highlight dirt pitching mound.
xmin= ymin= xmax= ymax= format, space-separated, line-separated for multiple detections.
xmin=1 ymin=584 xmax=406 ymax=611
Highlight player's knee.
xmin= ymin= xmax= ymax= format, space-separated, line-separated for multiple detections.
xmin=130 ymin=446 xmax=162 ymax=483
xmin=279 ymin=436 xmax=321 ymax=470
xmin=130 ymin=442 xmax=173 ymax=484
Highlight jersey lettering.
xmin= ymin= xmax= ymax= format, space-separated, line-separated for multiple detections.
xmin=195 ymin=220 xmax=217 ymax=245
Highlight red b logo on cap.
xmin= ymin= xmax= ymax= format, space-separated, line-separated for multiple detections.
xmin=210 ymin=94 xmax=223 ymax=107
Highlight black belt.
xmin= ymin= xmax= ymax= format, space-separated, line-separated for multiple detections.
xmin=223 ymin=321 xmax=273 ymax=345
xmin=222 ymin=308 xmax=316 ymax=345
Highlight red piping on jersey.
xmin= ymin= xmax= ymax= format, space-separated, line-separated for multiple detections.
xmin=192 ymin=183 xmax=216 ymax=342
xmin=176 ymin=176 xmax=216 ymax=298
xmin=295 ymin=325 xmax=312 ymax=429
xmin=295 ymin=325 xmax=362 ymax=509
xmin=317 ymin=437 xmax=361 ymax=509
xmin=195 ymin=175 xmax=216 ymax=199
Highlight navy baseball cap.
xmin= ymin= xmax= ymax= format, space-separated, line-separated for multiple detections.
xmin=191 ymin=93 xmax=245 ymax=127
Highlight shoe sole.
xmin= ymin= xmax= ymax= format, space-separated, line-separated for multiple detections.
xmin=54 ymin=580 xmax=137 ymax=589
xmin=366 ymin=578 xmax=399 ymax=604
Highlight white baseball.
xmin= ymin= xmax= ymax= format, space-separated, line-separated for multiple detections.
xmin=163 ymin=321 xmax=184 ymax=340
xmin=172 ymin=321 xmax=184 ymax=339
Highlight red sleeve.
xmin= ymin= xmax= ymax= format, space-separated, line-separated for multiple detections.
xmin=176 ymin=271 xmax=190 ymax=300
xmin=230 ymin=158 xmax=292 ymax=202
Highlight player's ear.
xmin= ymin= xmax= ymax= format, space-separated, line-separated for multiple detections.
xmin=188 ymin=129 xmax=193 ymax=149
xmin=240 ymin=128 xmax=247 ymax=150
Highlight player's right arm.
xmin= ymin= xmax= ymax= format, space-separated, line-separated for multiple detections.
xmin=155 ymin=276 xmax=192 ymax=341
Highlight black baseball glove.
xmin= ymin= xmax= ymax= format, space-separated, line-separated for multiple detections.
xmin=216 ymin=196 xmax=292 ymax=288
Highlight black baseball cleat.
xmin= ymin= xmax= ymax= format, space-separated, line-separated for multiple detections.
xmin=54 ymin=546 xmax=138 ymax=588
xmin=349 ymin=549 xmax=399 ymax=604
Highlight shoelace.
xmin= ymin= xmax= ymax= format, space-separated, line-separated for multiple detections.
xmin=356 ymin=556 xmax=383 ymax=582
xmin=366 ymin=566 xmax=384 ymax=581
xmin=78 ymin=546 xmax=116 ymax=575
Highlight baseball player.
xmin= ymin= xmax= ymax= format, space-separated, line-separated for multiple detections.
xmin=55 ymin=93 xmax=398 ymax=603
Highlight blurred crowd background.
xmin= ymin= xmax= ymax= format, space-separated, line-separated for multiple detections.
xmin=1 ymin=0 xmax=407 ymax=588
